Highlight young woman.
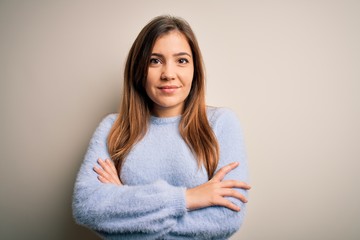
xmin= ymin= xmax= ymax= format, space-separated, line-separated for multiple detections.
xmin=73 ymin=15 xmax=251 ymax=239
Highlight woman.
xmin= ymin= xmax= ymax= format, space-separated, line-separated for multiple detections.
xmin=73 ymin=15 xmax=251 ymax=239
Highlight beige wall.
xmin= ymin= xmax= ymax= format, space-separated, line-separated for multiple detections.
xmin=1 ymin=1 xmax=359 ymax=239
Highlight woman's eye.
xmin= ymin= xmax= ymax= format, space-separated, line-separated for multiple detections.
xmin=178 ymin=58 xmax=189 ymax=64
xmin=150 ymin=58 xmax=161 ymax=64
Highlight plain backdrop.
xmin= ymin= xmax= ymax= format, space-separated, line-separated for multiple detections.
xmin=1 ymin=0 xmax=359 ymax=239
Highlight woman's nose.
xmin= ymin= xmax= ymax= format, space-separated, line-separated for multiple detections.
xmin=160 ymin=64 xmax=175 ymax=80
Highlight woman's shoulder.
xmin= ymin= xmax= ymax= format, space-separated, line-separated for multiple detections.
xmin=206 ymin=106 xmax=239 ymax=126
xmin=98 ymin=113 xmax=118 ymax=126
xmin=206 ymin=106 xmax=244 ymax=140
xmin=102 ymin=113 xmax=118 ymax=123
xmin=93 ymin=113 xmax=118 ymax=134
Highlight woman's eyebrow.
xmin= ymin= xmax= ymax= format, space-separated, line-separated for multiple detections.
xmin=150 ymin=53 xmax=163 ymax=57
xmin=151 ymin=52 xmax=192 ymax=58
xmin=174 ymin=52 xmax=192 ymax=58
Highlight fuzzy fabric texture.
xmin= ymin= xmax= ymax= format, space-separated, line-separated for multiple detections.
xmin=72 ymin=107 xmax=249 ymax=239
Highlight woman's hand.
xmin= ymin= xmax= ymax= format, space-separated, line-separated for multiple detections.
xmin=186 ymin=162 xmax=251 ymax=212
xmin=93 ymin=158 xmax=122 ymax=186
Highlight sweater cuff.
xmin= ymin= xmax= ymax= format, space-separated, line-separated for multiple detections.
xmin=168 ymin=186 xmax=187 ymax=217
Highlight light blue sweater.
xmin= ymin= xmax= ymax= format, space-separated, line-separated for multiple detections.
xmin=72 ymin=107 xmax=249 ymax=239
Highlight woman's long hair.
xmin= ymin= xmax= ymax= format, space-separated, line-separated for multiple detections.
xmin=107 ymin=15 xmax=219 ymax=179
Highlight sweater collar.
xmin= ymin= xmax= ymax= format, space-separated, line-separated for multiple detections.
xmin=150 ymin=115 xmax=181 ymax=125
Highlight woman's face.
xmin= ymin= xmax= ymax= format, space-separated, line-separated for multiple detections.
xmin=146 ymin=31 xmax=194 ymax=117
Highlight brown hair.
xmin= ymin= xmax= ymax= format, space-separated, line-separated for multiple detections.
xmin=107 ymin=15 xmax=219 ymax=179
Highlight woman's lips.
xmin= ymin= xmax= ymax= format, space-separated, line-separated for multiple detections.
xmin=158 ymin=85 xmax=180 ymax=94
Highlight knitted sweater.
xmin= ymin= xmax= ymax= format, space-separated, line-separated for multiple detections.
xmin=72 ymin=107 xmax=249 ymax=239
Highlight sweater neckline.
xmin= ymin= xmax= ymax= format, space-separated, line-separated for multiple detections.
xmin=150 ymin=115 xmax=181 ymax=125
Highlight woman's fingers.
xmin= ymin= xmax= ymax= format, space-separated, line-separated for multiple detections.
xmin=215 ymin=197 xmax=241 ymax=212
xmin=221 ymin=180 xmax=251 ymax=190
xmin=97 ymin=158 xmax=112 ymax=173
xmin=97 ymin=175 xmax=111 ymax=184
xmin=220 ymin=188 xmax=248 ymax=203
xmin=105 ymin=158 xmax=118 ymax=175
xmin=211 ymin=162 xmax=239 ymax=182
xmin=94 ymin=158 xmax=122 ymax=185
xmin=186 ymin=161 xmax=251 ymax=211
xmin=93 ymin=165 xmax=111 ymax=182
xmin=218 ymin=180 xmax=250 ymax=203
xmin=103 ymin=159 xmax=121 ymax=184
xmin=102 ymin=158 xmax=122 ymax=185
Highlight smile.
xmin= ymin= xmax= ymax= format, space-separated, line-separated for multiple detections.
xmin=158 ymin=85 xmax=180 ymax=89
xmin=158 ymin=85 xmax=181 ymax=93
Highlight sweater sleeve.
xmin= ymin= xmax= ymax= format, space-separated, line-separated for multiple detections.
xmin=72 ymin=114 xmax=187 ymax=238
xmin=168 ymin=108 xmax=249 ymax=239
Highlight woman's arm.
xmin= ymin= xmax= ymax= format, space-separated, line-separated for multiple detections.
xmin=97 ymin=159 xmax=249 ymax=239
xmin=97 ymin=158 xmax=249 ymax=211
xmin=72 ymin=115 xmax=186 ymax=238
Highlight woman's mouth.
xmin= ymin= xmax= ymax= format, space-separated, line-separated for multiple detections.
xmin=158 ymin=85 xmax=180 ymax=94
